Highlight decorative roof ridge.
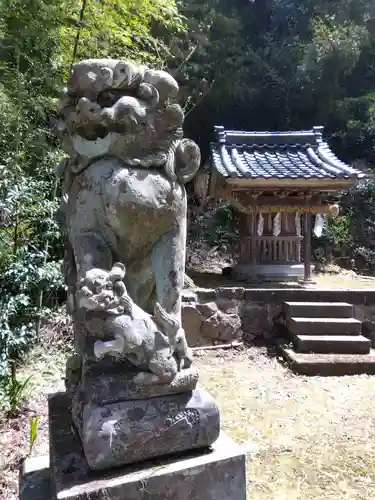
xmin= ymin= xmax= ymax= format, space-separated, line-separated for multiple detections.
xmin=214 ymin=126 xmax=319 ymax=135
xmin=210 ymin=142 xmax=318 ymax=150
xmin=214 ymin=125 xmax=325 ymax=147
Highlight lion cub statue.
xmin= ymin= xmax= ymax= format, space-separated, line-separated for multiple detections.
xmin=77 ymin=263 xmax=195 ymax=387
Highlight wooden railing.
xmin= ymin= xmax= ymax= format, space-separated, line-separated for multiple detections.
xmin=240 ymin=236 xmax=303 ymax=264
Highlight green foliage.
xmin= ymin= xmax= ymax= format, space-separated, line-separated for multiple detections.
xmin=29 ymin=414 xmax=39 ymax=455
xmin=325 ymin=216 xmax=353 ymax=252
xmin=189 ymin=202 xmax=238 ymax=249
xmin=312 ymin=177 xmax=375 ymax=271
xmin=0 ymin=170 xmax=64 ymax=376
xmin=0 ymin=0 xmax=184 ymax=384
xmin=0 ymin=374 xmax=32 ymax=416
xmin=344 ymin=177 xmax=375 ymax=271
xmin=58 ymin=0 xmax=183 ymax=68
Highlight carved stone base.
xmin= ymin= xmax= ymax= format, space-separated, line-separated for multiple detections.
xmin=21 ymin=393 xmax=245 ymax=500
xmin=78 ymin=362 xmax=200 ymax=404
xmin=55 ymin=389 xmax=220 ymax=471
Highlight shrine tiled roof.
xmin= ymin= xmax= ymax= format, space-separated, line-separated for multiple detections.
xmin=210 ymin=126 xmax=365 ymax=180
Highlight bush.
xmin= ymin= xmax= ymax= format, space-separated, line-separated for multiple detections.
xmin=311 ymin=178 xmax=375 ymax=272
xmin=0 ymin=174 xmax=65 ymax=377
xmin=188 ymin=201 xmax=239 ymax=249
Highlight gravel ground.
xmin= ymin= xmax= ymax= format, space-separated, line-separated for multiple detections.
xmin=1 ymin=344 xmax=375 ymax=499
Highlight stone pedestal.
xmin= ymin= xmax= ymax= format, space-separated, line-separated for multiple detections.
xmin=20 ymin=392 xmax=247 ymax=500
xmin=67 ymin=349 xmax=219 ymax=471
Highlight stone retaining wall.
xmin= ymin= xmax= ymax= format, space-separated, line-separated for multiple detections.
xmin=182 ymin=287 xmax=375 ymax=347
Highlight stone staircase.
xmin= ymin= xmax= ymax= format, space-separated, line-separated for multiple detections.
xmin=280 ymin=301 xmax=375 ymax=376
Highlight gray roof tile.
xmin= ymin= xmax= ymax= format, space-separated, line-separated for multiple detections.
xmin=210 ymin=126 xmax=365 ymax=180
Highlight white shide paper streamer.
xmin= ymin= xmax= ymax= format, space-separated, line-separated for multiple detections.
xmin=295 ymin=212 xmax=301 ymax=236
xmin=273 ymin=213 xmax=281 ymax=237
xmin=257 ymin=213 xmax=264 ymax=236
xmin=314 ymin=213 xmax=325 ymax=237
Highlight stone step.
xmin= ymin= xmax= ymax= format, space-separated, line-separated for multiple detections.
xmin=287 ymin=317 xmax=362 ymax=336
xmin=284 ymin=301 xmax=353 ymax=319
xmin=280 ymin=346 xmax=375 ymax=376
xmin=295 ymin=335 xmax=370 ymax=355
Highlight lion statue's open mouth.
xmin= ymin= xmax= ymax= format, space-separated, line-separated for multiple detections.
xmin=56 ymin=59 xmax=199 ymax=180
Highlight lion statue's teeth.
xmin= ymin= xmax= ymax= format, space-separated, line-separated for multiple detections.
xmin=72 ymin=134 xmax=113 ymax=158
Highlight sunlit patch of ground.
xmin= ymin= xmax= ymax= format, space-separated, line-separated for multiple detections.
xmin=196 ymin=347 xmax=375 ymax=500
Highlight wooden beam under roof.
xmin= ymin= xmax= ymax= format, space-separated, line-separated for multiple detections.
xmin=220 ymin=189 xmax=339 ymax=215
xmin=225 ymin=178 xmax=356 ymax=190
xmin=233 ymin=195 xmax=326 ymax=207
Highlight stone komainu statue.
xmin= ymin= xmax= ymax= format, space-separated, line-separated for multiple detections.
xmin=56 ymin=59 xmax=220 ymax=473
xmin=57 ymin=59 xmax=200 ymax=361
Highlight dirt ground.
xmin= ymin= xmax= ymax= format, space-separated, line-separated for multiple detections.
xmin=2 ymin=344 xmax=375 ymax=500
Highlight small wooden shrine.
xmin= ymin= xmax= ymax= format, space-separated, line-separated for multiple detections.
xmin=207 ymin=126 xmax=364 ymax=282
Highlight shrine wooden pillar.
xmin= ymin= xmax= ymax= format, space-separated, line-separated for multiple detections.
xmin=303 ymin=210 xmax=312 ymax=282
xmin=251 ymin=213 xmax=257 ymax=264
